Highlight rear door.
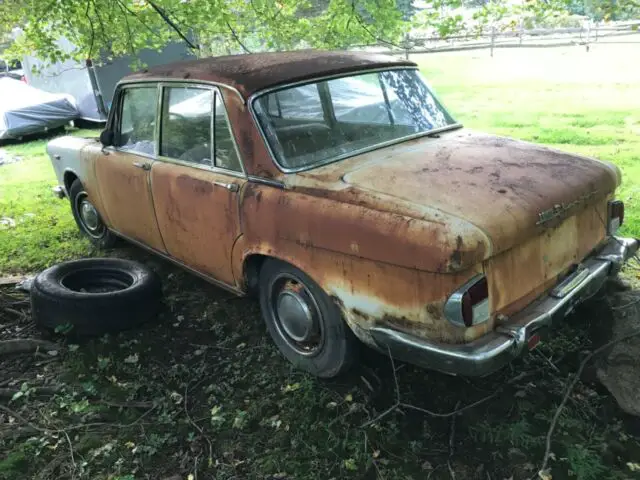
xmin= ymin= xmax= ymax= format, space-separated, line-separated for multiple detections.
xmin=150 ymin=84 xmax=246 ymax=285
xmin=94 ymin=84 xmax=166 ymax=252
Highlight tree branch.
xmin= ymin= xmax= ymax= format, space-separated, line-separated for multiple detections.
xmin=226 ymin=21 xmax=252 ymax=53
xmin=0 ymin=339 xmax=58 ymax=356
xmin=84 ymin=0 xmax=95 ymax=59
xmin=360 ymin=348 xmax=498 ymax=428
xmin=147 ymin=0 xmax=199 ymax=50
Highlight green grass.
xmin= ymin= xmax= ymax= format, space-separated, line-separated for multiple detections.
xmin=0 ymin=129 xmax=99 ymax=275
xmin=418 ymin=43 xmax=640 ymax=238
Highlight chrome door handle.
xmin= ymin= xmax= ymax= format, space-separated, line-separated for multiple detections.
xmin=213 ymin=181 xmax=239 ymax=193
xmin=133 ymin=161 xmax=151 ymax=171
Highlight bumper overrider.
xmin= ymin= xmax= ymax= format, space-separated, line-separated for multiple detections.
xmin=369 ymin=236 xmax=639 ymax=377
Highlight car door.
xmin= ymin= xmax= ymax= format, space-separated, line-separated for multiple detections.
xmin=94 ymin=84 xmax=166 ymax=252
xmin=150 ymin=84 xmax=246 ymax=286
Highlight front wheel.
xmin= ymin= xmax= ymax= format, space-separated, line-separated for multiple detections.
xmin=69 ymin=179 xmax=118 ymax=248
xmin=258 ymin=259 xmax=358 ymax=378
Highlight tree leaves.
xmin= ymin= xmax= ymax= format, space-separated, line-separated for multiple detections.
xmin=0 ymin=0 xmax=637 ymax=67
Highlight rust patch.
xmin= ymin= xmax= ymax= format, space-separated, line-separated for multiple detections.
xmin=485 ymin=200 xmax=607 ymax=315
xmin=93 ymin=149 xmax=166 ymax=252
xmin=151 ymin=162 xmax=245 ymax=285
xmin=176 ymin=174 xmax=213 ymax=195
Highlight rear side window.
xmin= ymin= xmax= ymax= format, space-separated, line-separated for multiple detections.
xmin=116 ymin=87 xmax=157 ymax=156
xmin=214 ymin=93 xmax=242 ymax=172
xmin=160 ymin=87 xmax=213 ymax=166
xmin=158 ymin=86 xmax=242 ymax=172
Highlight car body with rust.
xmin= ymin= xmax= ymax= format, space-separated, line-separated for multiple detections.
xmin=46 ymin=51 xmax=638 ymax=378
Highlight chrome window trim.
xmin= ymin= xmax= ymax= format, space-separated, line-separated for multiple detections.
xmin=117 ymin=78 xmax=243 ymax=102
xmin=154 ymin=82 xmax=247 ymax=178
xmin=247 ymin=66 xmax=462 ymax=174
xmin=155 ymin=154 xmax=247 ymax=179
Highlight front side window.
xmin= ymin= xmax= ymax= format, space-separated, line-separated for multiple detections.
xmin=116 ymin=87 xmax=157 ymax=156
xmin=161 ymin=87 xmax=213 ymax=166
xmin=253 ymin=69 xmax=457 ymax=170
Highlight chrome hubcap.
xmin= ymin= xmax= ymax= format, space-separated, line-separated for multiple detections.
xmin=277 ymin=290 xmax=316 ymax=342
xmin=75 ymin=192 xmax=104 ymax=239
xmin=270 ymin=274 xmax=324 ymax=356
xmin=80 ymin=200 xmax=99 ymax=231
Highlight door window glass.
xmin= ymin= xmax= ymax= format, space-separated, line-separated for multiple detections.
xmin=160 ymin=87 xmax=213 ymax=166
xmin=116 ymin=87 xmax=157 ymax=156
xmin=214 ymin=93 xmax=242 ymax=172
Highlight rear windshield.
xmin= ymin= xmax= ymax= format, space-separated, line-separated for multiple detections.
xmin=252 ymin=68 xmax=456 ymax=171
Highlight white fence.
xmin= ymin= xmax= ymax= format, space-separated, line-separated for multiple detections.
xmin=360 ymin=20 xmax=640 ymax=58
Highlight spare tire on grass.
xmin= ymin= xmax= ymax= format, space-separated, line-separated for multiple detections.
xmin=30 ymin=258 xmax=162 ymax=337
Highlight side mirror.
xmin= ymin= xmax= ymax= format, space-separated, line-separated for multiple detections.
xmin=99 ymin=129 xmax=114 ymax=147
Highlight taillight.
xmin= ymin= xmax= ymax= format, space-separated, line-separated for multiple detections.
xmin=608 ymin=200 xmax=624 ymax=234
xmin=444 ymin=275 xmax=490 ymax=327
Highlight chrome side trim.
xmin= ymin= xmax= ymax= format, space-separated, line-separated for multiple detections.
xmin=111 ymin=229 xmax=245 ymax=296
xmin=247 ymin=175 xmax=286 ymax=189
xmin=369 ymin=236 xmax=639 ymax=377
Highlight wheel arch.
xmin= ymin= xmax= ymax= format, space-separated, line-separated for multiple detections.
xmin=63 ymin=169 xmax=80 ymax=193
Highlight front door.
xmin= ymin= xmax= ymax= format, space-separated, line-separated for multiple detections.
xmin=150 ymin=84 xmax=247 ymax=285
xmin=95 ymin=85 xmax=166 ymax=252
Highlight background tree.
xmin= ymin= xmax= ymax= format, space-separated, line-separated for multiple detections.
xmin=0 ymin=0 xmax=636 ymax=67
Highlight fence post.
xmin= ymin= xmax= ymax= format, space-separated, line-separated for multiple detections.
xmin=595 ymin=21 xmax=599 ymax=42
xmin=490 ymin=26 xmax=496 ymax=57
xmin=519 ymin=21 xmax=524 ymax=46
xmin=404 ymin=32 xmax=410 ymax=60
xmin=585 ymin=21 xmax=591 ymax=52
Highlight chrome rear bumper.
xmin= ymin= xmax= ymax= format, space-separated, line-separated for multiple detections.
xmin=370 ymin=236 xmax=638 ymax=377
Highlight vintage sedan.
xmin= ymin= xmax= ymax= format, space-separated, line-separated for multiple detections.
xmin=46 ymin=51 xmax=637 ymax=378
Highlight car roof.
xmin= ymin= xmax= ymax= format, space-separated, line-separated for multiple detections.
xmin=122 ymin=50 xmax=417 ymax=100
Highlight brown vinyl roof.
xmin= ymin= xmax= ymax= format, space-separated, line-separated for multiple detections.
xmin=123 ymin=50 xmax=417 ymax=100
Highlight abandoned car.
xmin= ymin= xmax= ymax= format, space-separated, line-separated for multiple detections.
xmin=46 ymin=51 xmax=637 ymax=378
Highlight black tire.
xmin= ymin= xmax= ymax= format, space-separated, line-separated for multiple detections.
xmin=30 ymin=258 xmax=162 ymax=337
xmin=259 ymin=259 xmax=357 ymax=378
xmin=69 ymin=179 xmax=118 ymax=248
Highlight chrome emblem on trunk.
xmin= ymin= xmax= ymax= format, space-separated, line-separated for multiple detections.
xmin=536 ymin=190 xmax=599 ymax=226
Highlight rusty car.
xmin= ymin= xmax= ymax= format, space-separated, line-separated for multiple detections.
xmin=46 ymin=50 xmax=637 ymax=378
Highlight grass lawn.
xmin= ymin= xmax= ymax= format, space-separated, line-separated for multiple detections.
xmin=419 ymin=42 xmax=640 ymax=238
xmin=0 ymin=129 xmax=100 ymax=275
xmin=1 ymin=44 xmax=640 ymax=480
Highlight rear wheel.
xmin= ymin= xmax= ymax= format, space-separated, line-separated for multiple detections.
xmin=258 ymin=259 xmax=357 ymax=378
xmin=69 ymin=179 xmax=118 ymax=248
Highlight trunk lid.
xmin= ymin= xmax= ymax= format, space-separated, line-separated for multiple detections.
xmin=339 ymin=130 xmax=617 ymax=255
